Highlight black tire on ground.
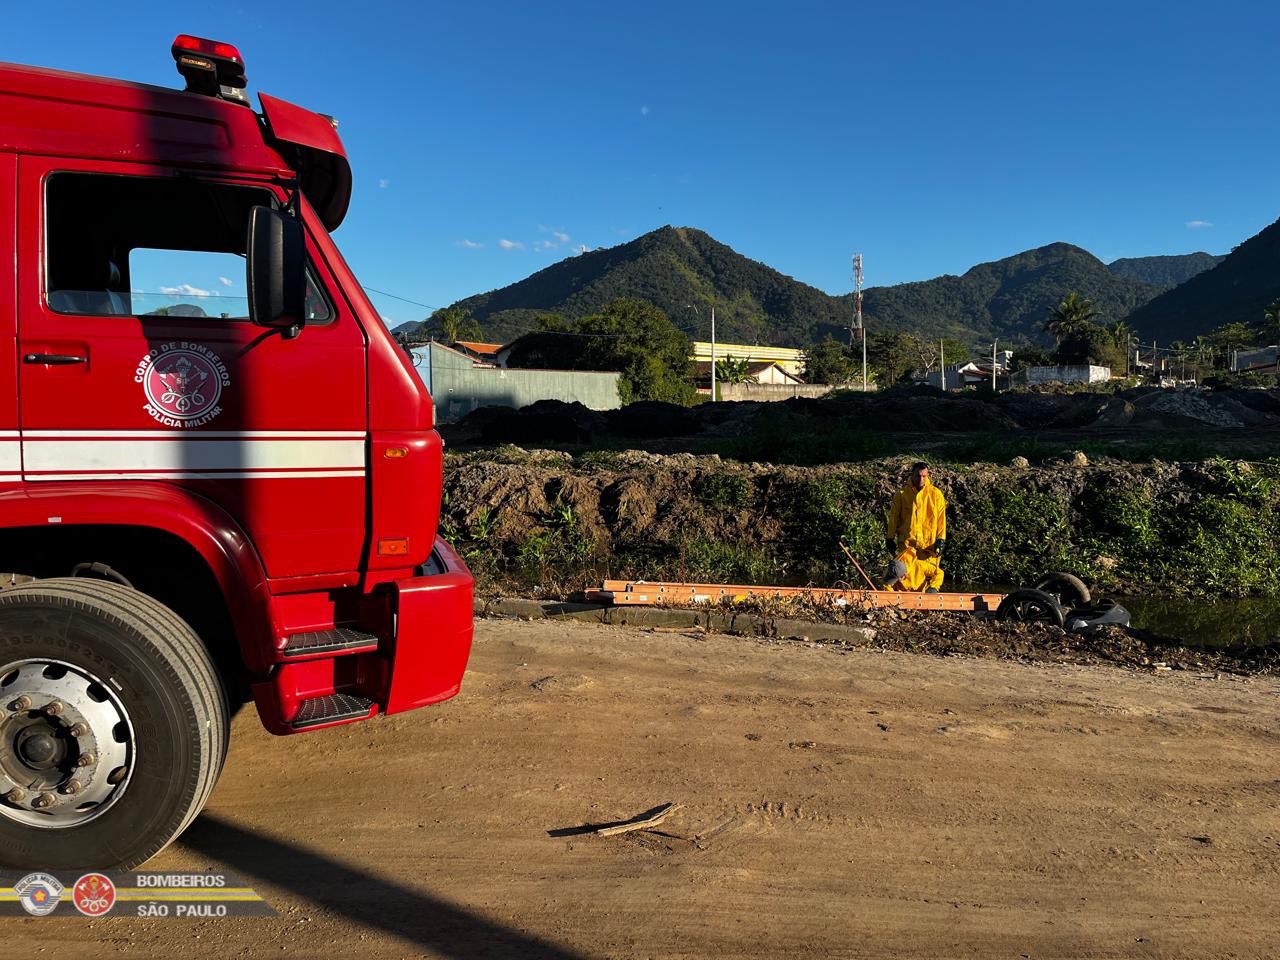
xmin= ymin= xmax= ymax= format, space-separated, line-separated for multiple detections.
xmin=997 ymin=588 xmax=1066 ymax=628
xmin=1033 ymin=571 xmax=1091 ymax=606
xmin=0 ymin=578 xmax=228 ymax=870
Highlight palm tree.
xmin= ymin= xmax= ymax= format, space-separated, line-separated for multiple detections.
xmin=1046 ymin=292 xmax=1099 ymax=346
xmin=1169 ymin=340 xmax=1190 ymax=380
xmin=1261 ymin=299 xmax=1280 ymax=345
xmin=426 ymin=306 xmax=482 ymax=344
xmin=1107 ymin=319 xmax=1135 ymax=375
xmin=1192 ymin=336 xmax=1214 ymax=379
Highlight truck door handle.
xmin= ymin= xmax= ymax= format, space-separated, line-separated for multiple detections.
xmin=24 ymin=353 xmax=87 ymax=365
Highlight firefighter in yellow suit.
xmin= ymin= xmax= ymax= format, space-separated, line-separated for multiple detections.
xmin=885 ymin=462 xmax=947 ymax=592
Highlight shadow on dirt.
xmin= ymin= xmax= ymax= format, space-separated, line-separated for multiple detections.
xmin=181 ymin=813 xmax=588 ymax=960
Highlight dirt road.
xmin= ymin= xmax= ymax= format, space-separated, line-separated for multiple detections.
xmin=14 ymin=619 xmax=1280 ymax=958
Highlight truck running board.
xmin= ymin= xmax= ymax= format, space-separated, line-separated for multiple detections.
xmin=290 ymin=693 xmax=377 ymax=729
xmin=282 ymin=627 xmax=380 ymax=658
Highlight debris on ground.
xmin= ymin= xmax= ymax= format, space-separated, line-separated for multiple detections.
xmin=595 ymin=802 xmax=683 ymax=837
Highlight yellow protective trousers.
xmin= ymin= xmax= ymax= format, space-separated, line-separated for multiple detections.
xmin=886 ymin=479 xmax=948 ymax=591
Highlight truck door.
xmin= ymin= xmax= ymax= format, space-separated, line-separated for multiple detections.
xmin=16 ymin=157 xmax=368 ymax=579
xmin=0 ymin=153 xmax=15 ymax=487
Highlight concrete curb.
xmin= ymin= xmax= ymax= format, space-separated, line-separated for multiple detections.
xmin=474 ymin=596 xmax=877 ymax=644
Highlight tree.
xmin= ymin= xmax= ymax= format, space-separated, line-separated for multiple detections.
xmin=503 ymin=298 xmax=695 ymax=404
xmin=802 ymin=337 xmax=855 ymax=385
xmin=1260 ymin=299 xmax=1280 ymax=344
xmin=1205 ymin=321 xmax=1254 ymax=353
xmin=866 ymin=332 xmax=920 ymax=385
xmin=1045 ymin=292 xmax=1099 ymax=345
xmin=534 ymin=312 xmax=569 ymax=332
xmin=1008 ymin=342 xmax=1052 ymax=372
xmin=1106 ymin=320 xmax=1136 ymax=375
xmin=1055 ymin=323 xmax=1125 ymax=371
xmin=425 ymin=305 xmax=483 ymax=344
xmin=715 ymin=355 xmax=755 ymax=385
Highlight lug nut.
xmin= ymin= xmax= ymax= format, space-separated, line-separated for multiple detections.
xmin=68 ymin=723 xmax=89 ymax=738
xmin=59 ymin=780 xmax=82 ymax=796
xmin=43 ymin=701 xmax=64 ymax=717
xmin=10 ymin=695 xmax=31 ymax=712
xmin=76 ymin=751 xmax=97 ymax=768
xmin=31 ymin=792 xmax=56 ymax=809
xmin=4 ymin=788 xmax=26 ymax=804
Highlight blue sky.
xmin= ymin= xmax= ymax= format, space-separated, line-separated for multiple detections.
xmin=7 ymin=1 xmax=1280 ymax=327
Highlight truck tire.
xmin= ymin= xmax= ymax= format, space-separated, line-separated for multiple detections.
xmin=0 ymin=578 xmax=228 ymax=870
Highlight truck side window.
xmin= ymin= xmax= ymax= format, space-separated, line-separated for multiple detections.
xmin=45 ymin=173 xmax=332 ymax=324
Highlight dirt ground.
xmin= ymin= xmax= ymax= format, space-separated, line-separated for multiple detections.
xmin=12 ymin=618 xmax=1280 ymax=959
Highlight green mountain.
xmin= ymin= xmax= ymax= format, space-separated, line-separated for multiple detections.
xmin=855 ymin=242 xmax=1161 ymax=344
xmin=423 ymin=227 xmax=1168 ymax=348
xmin=1124 ymin=218 xmax=1280 ymax=342
xmin=445 ymin=226 xmax=850 ymax=346
xmin=1107 ymin=252 xmax=1223 ymax=287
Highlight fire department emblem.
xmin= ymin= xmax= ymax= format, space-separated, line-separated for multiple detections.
xmin=135 ymin=342 xmax=231 ymax=429
xmin=14 ymin=872 xmax=63 ymax=916
xmin=72 ymin=873 xmax=117 ymax=917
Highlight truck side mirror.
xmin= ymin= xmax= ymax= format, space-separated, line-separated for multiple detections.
xmin=246 ymin=205 xmax=306 ymax=337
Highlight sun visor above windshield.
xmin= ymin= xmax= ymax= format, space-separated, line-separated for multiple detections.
xmin=258 ymin=92 xmax=352 ymax=231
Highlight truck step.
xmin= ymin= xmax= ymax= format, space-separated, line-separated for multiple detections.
xmin=282 ymin=627 xmax=379 ymax=658
xmin=290 ymin=693 xmax=376 ymax=729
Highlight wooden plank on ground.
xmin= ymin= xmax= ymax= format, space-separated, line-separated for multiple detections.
xmin=595 ymin=802 xmax=683 ymax=837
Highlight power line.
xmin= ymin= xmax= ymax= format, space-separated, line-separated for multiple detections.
xmin=362 ymin=285 xmax=436 ymax=311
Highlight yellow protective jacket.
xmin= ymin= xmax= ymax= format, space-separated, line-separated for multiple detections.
xmin=886 ymin=478 xmax=947 ymax=551
xmin=886 ymin=479 xmax=947 ymax=591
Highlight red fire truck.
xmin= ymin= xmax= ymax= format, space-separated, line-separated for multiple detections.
xmin=0 ymin=37 xmax=474 ymax=869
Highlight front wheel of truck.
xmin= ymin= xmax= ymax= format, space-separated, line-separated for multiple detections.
xmin=0 ymin=578 xmax=228 ymax=870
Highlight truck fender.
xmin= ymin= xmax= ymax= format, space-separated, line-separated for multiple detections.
xmin=0 ymin=482 xmax=275 ymax=672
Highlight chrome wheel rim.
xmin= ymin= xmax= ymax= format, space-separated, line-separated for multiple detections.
xmin=0 ymin=659 xmax=134 ymax=829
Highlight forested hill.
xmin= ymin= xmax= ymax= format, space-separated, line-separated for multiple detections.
xmin=432 ymin=229 xmax=1173 ymax=347
xmin=1124 ymin=218 xmax=1280 ymax=342
xmin=447 ymin=226 xmax=850 ymax=346
xmin=1107 ymin=252 xmax=1223 ymax=287
xmin=852 ymin=242 xmax=1161 ymax=343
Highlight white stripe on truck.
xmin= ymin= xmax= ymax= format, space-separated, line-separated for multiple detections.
xmin=13 ymin=433 xmax=366 ymax=481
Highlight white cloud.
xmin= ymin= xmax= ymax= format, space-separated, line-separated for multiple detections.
xmin=498 ymin=239 xmax=525 ymax=250
xmin=218 ymin=276 xmax=233 ymax=287
xmin=1185 ymin=220 xmax=1214 ymax=229
xmin=159 ymin=283 xmax=213 ymax=298
xmin=640 ymin=105 xmax=651 ymax=116
xmin=378 ymin=178 xmax=391 ymax=189
xmin=456 ymin=239 xmax=483 ymax=249
xmin=534 ymin=226 xmax=571 ymax=250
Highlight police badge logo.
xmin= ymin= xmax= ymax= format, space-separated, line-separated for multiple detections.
xmin=72 ymin=872 xmax=116 ymax=917
xmin=15 ymin=872 xmax=64 ymax=916
xmin=134 ymin=341 xmax=231 ymax=429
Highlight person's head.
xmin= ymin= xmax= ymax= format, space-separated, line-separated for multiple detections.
xmin=910 ymin=462 xmax=930 ymax=490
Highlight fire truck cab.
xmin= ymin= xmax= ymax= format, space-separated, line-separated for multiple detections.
xmin=0 ymin=37 xmax=474 ymax=869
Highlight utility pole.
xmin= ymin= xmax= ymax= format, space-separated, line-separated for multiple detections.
xmin=992 ymin=339 xmax=998 ymax=392
xmin=939 ymin=339 xmax=946 ymax=391
xmin=710 ymin=305 xmax=717 ymax=401
xmin=852 ymin=254 xmax=866 ymax=391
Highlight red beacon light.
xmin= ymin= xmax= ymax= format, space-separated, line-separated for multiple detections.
xmin=171 ymin=34 xmax=249 ymax=106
